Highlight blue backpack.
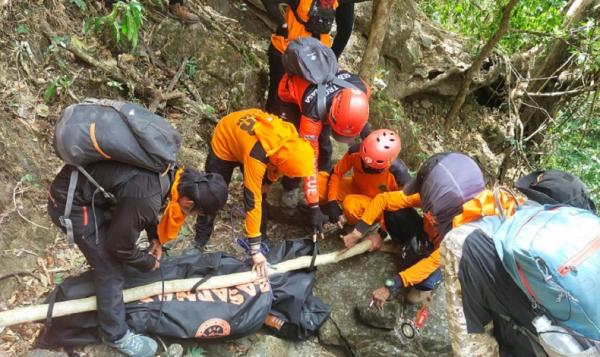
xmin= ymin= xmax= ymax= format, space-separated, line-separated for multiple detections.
xmin=492 ymin=202 xmax=600 ymax=340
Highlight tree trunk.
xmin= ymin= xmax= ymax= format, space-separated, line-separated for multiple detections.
xmin=359 ymin=0 xmax=395 ymax=84
xmin=444 ymin=0 xmax=520 ymax=132
xmin=519 ymin=0 xmax=595 ymax=145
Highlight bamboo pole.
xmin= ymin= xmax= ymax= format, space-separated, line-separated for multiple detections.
xmin=0 ymin=240 xmax=372 ymax=328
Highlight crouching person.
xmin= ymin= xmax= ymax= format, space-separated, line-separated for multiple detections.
xmin=47 ymin=164 xmax=228 ymax=356
xmin=342 ymin=152 xmax=489 ymax=306
xmin=320 ymin=129 xmax=412 ymax=228
xmin=441 ymin=169 xmax=598 ymax=357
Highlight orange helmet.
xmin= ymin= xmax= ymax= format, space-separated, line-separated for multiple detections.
xmin=360 ymin=129 xmax=401 ymax=170
xmin=328 ymin=88 xmax=369 ymax=143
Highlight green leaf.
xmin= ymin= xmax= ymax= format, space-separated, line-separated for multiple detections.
xmin=17 ymin=23 xmax=28 ymax=34
xmin=43 ymin=81 xmax=58 ymax=103
xmin=70 ymin=0 xmax=87 ymax=11
xmin=21 ymin=174 xmax=34 ymax=183
xmin=53 ymin=273 xmax=64 ymax=285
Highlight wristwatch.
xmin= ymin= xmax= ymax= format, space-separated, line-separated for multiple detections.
xmin=384 ymin=277 xmax=401 ymax=293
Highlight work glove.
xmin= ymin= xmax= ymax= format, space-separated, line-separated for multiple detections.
xmin=309 ymin=205 xmax=326 ymax=236
xmin=325 ymin=201 xmax=343 ymax=223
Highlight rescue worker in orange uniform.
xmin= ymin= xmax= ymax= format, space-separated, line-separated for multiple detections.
xmin=276 ymin=69 xmax=371 ymax=236
xmin=262 ymin=0 xmax=356 ymax=115
xmin=194 ymin=109 xmax=314 ymax=276
xmin=321 ymin=129 xmax=412 ymax=227
xmin=342 ymin=153 xmax=488 ymax=305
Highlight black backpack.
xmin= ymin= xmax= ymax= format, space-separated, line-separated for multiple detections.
xmin=292 ymin=0 xmax=336 ymax=35
xmin=53 ymin=98 xmax=181 ymax=246
xmin=282 ymin=37 xmax=356 ymax=120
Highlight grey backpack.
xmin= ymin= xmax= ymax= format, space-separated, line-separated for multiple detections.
xmin=282 ymin=37 xmax=356 ymax=120
xmin=53 ymin=99 xmax=181 ymax=246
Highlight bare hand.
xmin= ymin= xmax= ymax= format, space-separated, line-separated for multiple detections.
xmin=312 ymin=232 xmax=325 ymax=242
xmin=371 ymin=286 xmax=391 ymax=310
xmin=341 ymin=229 xmax=362 ymax=248
xmin=152 ymin=258 xmax=161 ymax=271
xmin=149 ymin=240 xmax=162 ymax=261
xmin=336 ymin=215 xmax=347 ymax=229
xmin=252 ymin=252 xmax=268 ymax=277
xmin=365 ymin=232 xmax=383 ymax=252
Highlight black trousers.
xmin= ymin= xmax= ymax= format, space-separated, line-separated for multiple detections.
xmin=194 ymin=150 xmax=269 ymax=246
xmin=383 ymin=208 xmax=442 ymax=291
xmin=47 ymin=200 xmax=127 ymax=342
xmin=265 ymin=44 xmax=301 ymax=122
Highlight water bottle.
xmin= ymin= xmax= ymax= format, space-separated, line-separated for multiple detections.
xmin=532 ymin=315 xmax=584 ymax=353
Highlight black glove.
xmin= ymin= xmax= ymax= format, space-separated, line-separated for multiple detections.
xmin=275 ymin=24 xmax=288 ymax=37
xmin=325 ymin=201 xmax=343 ymax=223
xmin=309 ymin=205 xmax=325 ymax=234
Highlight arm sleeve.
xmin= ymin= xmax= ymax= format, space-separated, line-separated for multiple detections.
xmin=145 ymin=223 xmax=159 ymax=242
xmin=299 ymin=115 xmax=322 ymax=206
xmin=243 ymin=158 xmax=268 ymax=239
xmin=105 ymin=196 xmax=157 ymax=272
xmin=327 ymin=151 xmax=354 ymax=202
xmin=355 ymin=191 xmax=421 ymax=233
xmin=399 ymin=249 xmax=440 ymax=286
xmin=331 ymin=0 xmax=355 ymax=58
xmin=389 ymin=159 xmax=413 ymax=188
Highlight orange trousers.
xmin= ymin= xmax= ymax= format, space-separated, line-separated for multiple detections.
xmin=317 ymin=172 xmax=381 ymax=225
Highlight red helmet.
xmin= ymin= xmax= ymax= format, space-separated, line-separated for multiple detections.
xmin=360 ymin=129 xmax=401 ymax=170
xmin=328 ymin=88 xmax=369 ymax=143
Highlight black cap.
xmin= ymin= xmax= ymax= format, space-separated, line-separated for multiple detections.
xmin=516 ymin=170 xmax=596 ymax=213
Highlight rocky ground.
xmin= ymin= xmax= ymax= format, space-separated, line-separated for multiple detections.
xmin=0 ymin=0 xmax=519 ymax=356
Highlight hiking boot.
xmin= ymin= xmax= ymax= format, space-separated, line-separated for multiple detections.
xmin=406 ymin=288 xmax=433 ymax=305
xmin=169 ymin=3 xmax=200 ymax=23
xmin=280 ymin=188 xmax=300 ymax=209
xmin=104 ymin=330 xmax=157 ymax=357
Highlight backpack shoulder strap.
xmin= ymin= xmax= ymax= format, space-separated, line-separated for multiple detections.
xmin=59 ymin=169 xmax=79 ymax=248
xmin=331 ymin=77 xmax=357 ymax=90
xmin=76 ymin=166 xmax=116 ymax=203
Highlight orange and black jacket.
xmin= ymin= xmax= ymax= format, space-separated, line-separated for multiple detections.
xmin=327 ymin=143 xmax=412 ymax=202
xmin=278 ymin=70 xmax=371 ymax=205
xmin=354 ymin=190 xmax=521 ymax=288
xmin=263 ymin=0 xmax=354 ymax=56
xmin=211 ymin=109 xmax=302 ymax=240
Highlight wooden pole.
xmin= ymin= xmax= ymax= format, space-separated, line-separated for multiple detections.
xmin=0 ymin=240 xmax=372 ymax=328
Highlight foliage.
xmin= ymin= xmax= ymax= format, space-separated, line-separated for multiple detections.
xmin=185 ymin=347 xmax=206 ymax=357
xmin=70 ymin=0 xmax=87 ymax=11
xmin=419 ymin=0 xmax=564 ymax=54
xmin=84 ymin=0 xmax=144 ymax=49
xmin=542 ymin=95 xmax=600 ymax=203
xmin=186 ymin=56 xmax=198 ymax=79
xmin=43 ymin=75 xmax=73 ymax=103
